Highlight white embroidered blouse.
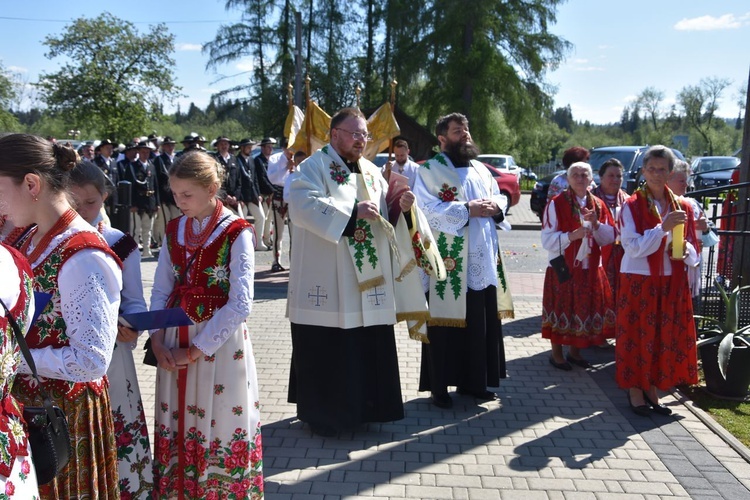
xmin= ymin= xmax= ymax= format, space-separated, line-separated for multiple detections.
xmin=149 ymin=209 xmax=255 ymax=356
xmin=18 ymin=217 xmax=122 ymax=382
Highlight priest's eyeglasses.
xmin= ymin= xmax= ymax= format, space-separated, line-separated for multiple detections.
xmin=335 ymin=128 xmax=372 ymax=141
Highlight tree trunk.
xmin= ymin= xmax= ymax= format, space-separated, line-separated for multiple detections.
xmin=734 ymin=65 xmax=750 ymax=288
xmin=461 ymin=14 xmax=475 ymax=119
xmin=383 ymin=0 xmax=393 ymax=104
xmin=365 ymin=0 xmax=375 ymax=108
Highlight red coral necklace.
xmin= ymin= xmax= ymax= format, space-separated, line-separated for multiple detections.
xmin=185 ymin=200 xmax=223 ymax=251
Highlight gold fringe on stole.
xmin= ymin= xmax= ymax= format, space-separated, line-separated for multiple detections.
xmin=427 ymin=317 xmax=468 ymax=328
xmin=396 ymin=311 xmax=432 ymax=344
xmin=358 ymin=275 xmax=385 ymax=292
xmin=375 ymin=214 xmax=401 ymax=266
xmin=498 ymin=310 xmax=515 ymax=320
xmin=395 ymin=258 xmax=417 ymax=282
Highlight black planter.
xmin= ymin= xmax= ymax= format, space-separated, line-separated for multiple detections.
xmin=700 ymin=343 xmax=750 ymax=398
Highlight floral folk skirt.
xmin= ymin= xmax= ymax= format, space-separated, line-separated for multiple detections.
xmin=152 ymin=321 xmax=263 ymax=499
xmin=13 ymin=381 xmax=120 ymax=499
xmin=615 ymin=273 xmax=698 ymax=391
xmin=541 ymin=266 xmax=615 ymax=347
xmin=107 ymin=340 xmax=154 ymax=499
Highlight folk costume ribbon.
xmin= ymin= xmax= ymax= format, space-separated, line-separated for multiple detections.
xmin=632 ymin=186 xmax=697 ymax=297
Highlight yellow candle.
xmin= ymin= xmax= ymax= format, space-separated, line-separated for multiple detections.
xmin=672 ymin=223 xmax=684 ymax=259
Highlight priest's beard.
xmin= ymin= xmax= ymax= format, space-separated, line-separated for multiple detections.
xmin=444 ymin=139 xmax=480 ymax=165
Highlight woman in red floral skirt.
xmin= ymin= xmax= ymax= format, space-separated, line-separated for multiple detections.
xmin=149 ymin=151 xmax=262 ymax=499
xmin=542 ymin=162 xmax=616 ymax=370
xmin=616 ymin=145 xmax=700 ymax=416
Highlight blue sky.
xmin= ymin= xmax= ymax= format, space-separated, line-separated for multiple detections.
xmin=0 ymin=1 xmax=747 ymax=125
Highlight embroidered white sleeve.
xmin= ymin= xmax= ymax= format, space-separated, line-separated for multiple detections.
xmin=413 ymin=173 xmax=468 ymax=235
xmin=192 ymin=227 xmax=255 ymax=356
xmin=19 ymin=250 xmax=122 ymax=382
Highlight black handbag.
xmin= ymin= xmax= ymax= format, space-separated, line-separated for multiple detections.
xmin=143 ymin=337 xmax=158 ymax=366
xmin=549 ymin=236 xmax=572 ymax=283
xmin=0 ymin=297 xmax=72 ymax=485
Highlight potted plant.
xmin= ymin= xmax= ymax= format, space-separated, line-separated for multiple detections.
xmin=696 ymin=279 xmax=750 ymax=398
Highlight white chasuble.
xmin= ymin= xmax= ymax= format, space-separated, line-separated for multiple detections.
xmin=287 ymin=144 xmax=429 ymax=338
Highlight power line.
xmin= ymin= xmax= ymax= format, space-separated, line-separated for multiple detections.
xmin=0 ymin=16 xmax=230 ymax=24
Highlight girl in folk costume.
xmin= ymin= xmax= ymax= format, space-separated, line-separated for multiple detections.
xmin=69 ymin=161 xmax=153 ymax=499
xmin=0 ymin=243 xmax=40 ymax=498
xmin=592 ymin=158 xmax=628 ymax=300
xmin=617 ymin=146 xmax=699 ymax=416
xmin=0 ymin=134 xmax=123 ymax=498
xmin=149 ymin=151 xmax=262 ymax=499
xmin=541 ymin=162 xmax=616 ymax=371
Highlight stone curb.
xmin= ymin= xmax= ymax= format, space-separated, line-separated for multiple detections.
xmin=672 ymin=386 xmax=750 ymax=464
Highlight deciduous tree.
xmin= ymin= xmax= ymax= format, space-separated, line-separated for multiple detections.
xmin=0 ymin=62 xmax=19 ymax=130
xmin=37 ymin=13 xmax=180 ymax=141
xmin=677 ymin=76 xmax=731 ymax=156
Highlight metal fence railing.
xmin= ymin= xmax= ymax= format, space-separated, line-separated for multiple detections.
xmin=688 ymin=181 xmax=750 ymax=327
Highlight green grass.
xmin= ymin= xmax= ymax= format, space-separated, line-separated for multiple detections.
xmin=520 ymin=178 xmax=536 ymax=191
xmin=680 ymin=372 xmax=750 ymax=448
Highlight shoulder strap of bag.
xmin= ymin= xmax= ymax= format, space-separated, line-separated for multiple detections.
xmin=0 ymin=296 xmax=63 ymax=433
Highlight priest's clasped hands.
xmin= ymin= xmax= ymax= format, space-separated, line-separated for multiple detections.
xmin=467 ymin=198 xmax=501 ymax=218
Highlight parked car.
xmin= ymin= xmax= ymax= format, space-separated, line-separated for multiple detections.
xmin=691 ymin=156 xmax=740 ymax=190
xmin=482 ymin=163 xmax=521 ymax=213
xmin=477 ymin=154 xmax=523 ymax=180
xmin=588 ymin=145 xmax=686 ymax=194
xmin=530 ymin=170 xmax=601 ymax=220
xmin=520 ymin=168 xmax=538 ymax=181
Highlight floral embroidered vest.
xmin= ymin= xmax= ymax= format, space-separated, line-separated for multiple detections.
xmin=166 ymin=217 xmax=250 ymax=323
xmin=0 ymin=243 xmax=33 ymax=476
xmin=13 ymin=231 xmax=121 ymax=402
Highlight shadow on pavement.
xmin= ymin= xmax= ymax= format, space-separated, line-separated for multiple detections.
xmin=262 ymin=349 xmax=675 ymax=496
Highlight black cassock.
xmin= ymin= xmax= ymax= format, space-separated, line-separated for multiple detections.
xmin=288 ymin=323 xmax=404 ymax=431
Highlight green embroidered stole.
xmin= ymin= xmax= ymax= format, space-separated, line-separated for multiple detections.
xmin=419 ymin=153 xmax=515 ymax=326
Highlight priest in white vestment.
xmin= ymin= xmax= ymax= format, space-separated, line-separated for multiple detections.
xmin=413 ymin=112 xmax=512 ymax=410
xmin=286 ymin=107 xmax=429 ymax=436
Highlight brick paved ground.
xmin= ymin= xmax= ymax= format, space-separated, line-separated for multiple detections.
xmin=134 ymin=220 xmax=750 ymax=499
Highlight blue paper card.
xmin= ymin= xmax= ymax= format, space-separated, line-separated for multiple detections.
xmin=32 ymin=292 xmax=53 ymax=326
xmin=119 ymin=308 xmax=193 ymax=331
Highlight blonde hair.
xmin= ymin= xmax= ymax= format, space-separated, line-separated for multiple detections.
xmin=168 ymin=151 xmax=224 ymax=191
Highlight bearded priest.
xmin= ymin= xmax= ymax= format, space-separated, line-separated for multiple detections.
xmin=413 ymin=112 xmax=513 ymax=410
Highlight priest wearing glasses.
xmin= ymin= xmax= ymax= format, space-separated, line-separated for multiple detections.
xmin=286 ymin=107 xmax=429 ymax=437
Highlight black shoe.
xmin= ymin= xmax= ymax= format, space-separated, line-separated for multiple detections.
xmin=549 ymin=356 xmax=572 ymax=371
xmin=270 ymin=262 xmax=285 ymax=272
xmin=628 ymin=392 xmax=651 ymax=417
xmin=565 ymin=354 xmax=592 ymax=369
xmin=309 ymin=423 xmax=337 ymax=437
xmin=457 ymin=388 xmax=498 ymax=401
xmin=643 ymin=391 xmax=673 ymax=416
xmin=431 ymin=392 xmax=453 ymax=409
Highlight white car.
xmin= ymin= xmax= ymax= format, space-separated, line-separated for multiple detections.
xmin=476 ymin=154 xmax=522 ymax=180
